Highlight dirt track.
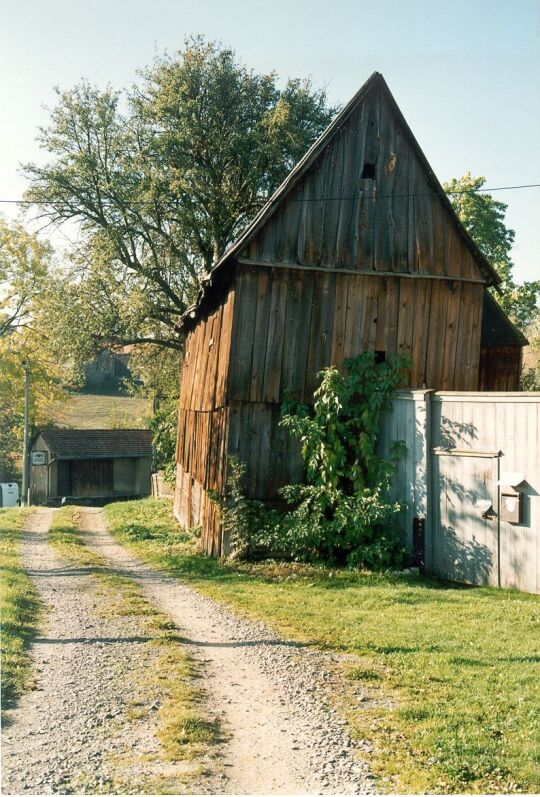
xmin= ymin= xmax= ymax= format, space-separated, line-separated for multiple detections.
xmin=2 ymin=507 xmax=375 ymax=794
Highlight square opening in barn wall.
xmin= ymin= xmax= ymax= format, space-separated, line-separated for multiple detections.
xmin=361 ymin=162 xmax=376 ymax=179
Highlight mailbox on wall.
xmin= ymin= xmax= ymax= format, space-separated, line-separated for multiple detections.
xmin=498 ymin=472 xmax=525 ymax=525
xmin=501 ymin=491 xmax=523 ymax=524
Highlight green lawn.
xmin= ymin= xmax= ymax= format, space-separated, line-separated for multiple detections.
xmin=104 ymin=497 xmax=540 ymax=794
xmin=0 ymin=508 xmax=41 ymax=714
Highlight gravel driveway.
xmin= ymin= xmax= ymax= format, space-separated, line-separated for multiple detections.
xmin=2 ymin=507 xmax=375 ymax=795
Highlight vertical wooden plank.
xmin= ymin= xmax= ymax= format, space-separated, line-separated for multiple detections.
xmin=424 ymin=280 xmax=447 ymax=389
xmin=262 ymin=270 xmax=289 ymax=403
xmin=342 ymin=274 xmax=362 ymax=361
xmin=320 ymin=132 xmax=344 ymax=265
xmin=431 ymin=200 xmax=446 ymax=276
xmin=410 ymin=279 xmax=432 ymax=387
xmin=374 ymin=92 xmax=398 ymax=271
xmin=374 ymin=276 xmax=388 ymax=353
xmin=396 ymin=279 xmax=416 ymax=376
xmin=330 ymin=275 xmax=350 ymax=367
xmin=305 ymin=271 xmax=337 ymax=399
xmin=441 ymin=281 xmax=462 ymax=390
xmin=216 ymin=286 xmax=235 ymax=406
xmin=390 ymin=124 xmax=409 ymax=272
xmin=382 ymin=277 xmax=400 ymax=358
xmin=335 ymin=109 xmax=365 ymax=267
xmin=249 ymin=270 xmax=271 ymax=402
xmin=358 ymin=276 xmax=380 ymax=352
xmin=228 ymin=268 xmax=259 ymax=401
xmin=280 ymin=269 xmax=302 ymax=391
xmin=356 ymin=92 xmax=378 ymax=270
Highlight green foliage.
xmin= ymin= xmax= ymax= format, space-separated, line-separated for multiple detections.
xmin=444 ymin=173 xmax=539 ymax=329
xmin=0 ymin=332 xmax=66 ymax=481
xmin=0 ymin=219 xmax=67 ymax=479
xmin=521 ymin=316 xmax=540 ymax=390
xmin=23 ymin=36 xmax=336 ymax=357
xmin=215 ymin=354 xmax=409 ymax=566
xmin=148 ymin=398 xmax=178 ymax=484
xmin=208 ymin=458 xmax=271 ymax=560
xmin=281 ymin=354 xmax=409 ymax=493
xmin=262 ymin=353 xmax=410 ymax=566
xmin=0 ymin=217 xmax=51 ymax=339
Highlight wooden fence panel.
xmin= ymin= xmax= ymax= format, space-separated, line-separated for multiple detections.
xmin=381 ymin=390 xmax=540 ymax=594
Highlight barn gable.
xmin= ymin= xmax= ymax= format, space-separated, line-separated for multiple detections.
xmin=240 ymin=74 xmax=497 ymax=283
xmin=182 ymin=72 xmax=498 ymax=332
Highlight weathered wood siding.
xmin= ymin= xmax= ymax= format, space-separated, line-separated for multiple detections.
xmin=224 ymin=264 xmax=483 ymax=509
xmin=174 ymin=286 xmax=235 ymax=553
xmin=479 ymin=345 xmax=522 ymax=391
xmin=243 ymin=86 xmax=484 ymax=282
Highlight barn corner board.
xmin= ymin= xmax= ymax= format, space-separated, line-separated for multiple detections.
xmin=174 ymin=71 xmax=526 ymax=555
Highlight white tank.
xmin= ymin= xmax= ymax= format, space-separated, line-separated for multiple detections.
xmin=0 ymin=483 xmax=20 ymax=508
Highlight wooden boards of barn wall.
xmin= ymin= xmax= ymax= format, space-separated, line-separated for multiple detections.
xmin=247 ymin=85 xmax=485 ymax=284
xmin=180 ymin=285 xmax=235 ymax=412
xmin=478 ymin=346 xmax=522 ymax=391
xmin=217 ymin=263 xmax=484 ymax=516
xmin=228 ymin=263 xmax=484 ymax=404
xmin=174 ymin=406 xmax=230 ymax=555
xmin=175 ymin=283 xmax=237 ymax=555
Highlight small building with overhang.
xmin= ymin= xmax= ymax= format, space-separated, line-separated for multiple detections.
xmin=29 ymin=428 xmax=153 ymax=504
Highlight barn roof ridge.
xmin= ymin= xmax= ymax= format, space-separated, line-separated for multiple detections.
xmin=182 ymin=70 xmax=500 ymax=330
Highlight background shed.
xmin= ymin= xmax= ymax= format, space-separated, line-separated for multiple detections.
xmin=174 ymin=71 xmax=526 ymax=555
xmin=30 ymin=428 xmax=153 ymax=504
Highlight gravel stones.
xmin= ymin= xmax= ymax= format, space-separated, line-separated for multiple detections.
xmin=2 ymin=507 xmax=376 ymax=795
xmin=82 ymin=508 xmax=376 ymax=795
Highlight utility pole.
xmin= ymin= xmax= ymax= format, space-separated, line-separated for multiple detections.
xmin=21 ymin=360 xmax=30 ymax=506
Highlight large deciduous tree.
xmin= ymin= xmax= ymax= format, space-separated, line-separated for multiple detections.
xmin=444 ymin=172 xmax=539 ymax=329
xmin=23 ymin=37 xmax=336 ymax=356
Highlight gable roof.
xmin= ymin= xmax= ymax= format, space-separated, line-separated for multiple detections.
xmin=35 ymin=428 xmax=153 ymax=460
xmin=481 ymin=291 xmax=528 ymax=349
xmin=182 ymin=71 xmax=500 ymax=331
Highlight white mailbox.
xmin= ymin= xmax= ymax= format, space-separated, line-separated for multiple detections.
xmin=0 ymin=483 xmax=20 ymax=508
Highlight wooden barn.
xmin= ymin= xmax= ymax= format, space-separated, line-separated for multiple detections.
xmin=174 ymin=71 xmax=526 ymax=555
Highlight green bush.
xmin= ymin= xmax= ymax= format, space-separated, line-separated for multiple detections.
xmin=258 ymin=353 xmax=410 ymax=566
xmin=217 ymin=353 xmax=410 ymax=567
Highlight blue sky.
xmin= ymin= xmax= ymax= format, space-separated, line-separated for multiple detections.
xmin=1 ymin=0 xmax=539 ymax=281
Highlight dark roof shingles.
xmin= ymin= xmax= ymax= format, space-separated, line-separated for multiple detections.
xmin=37 ymin=428 xmax=153 ymax=459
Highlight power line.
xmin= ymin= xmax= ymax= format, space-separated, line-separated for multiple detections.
xmin=0 ymin=182 xmax=539 ymax=206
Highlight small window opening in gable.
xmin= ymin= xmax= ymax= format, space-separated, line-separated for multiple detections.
xmin=361 ymin=162 xmax=376 ymax=179
xmin=375 ymin=350 xmax=386 ymax=364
